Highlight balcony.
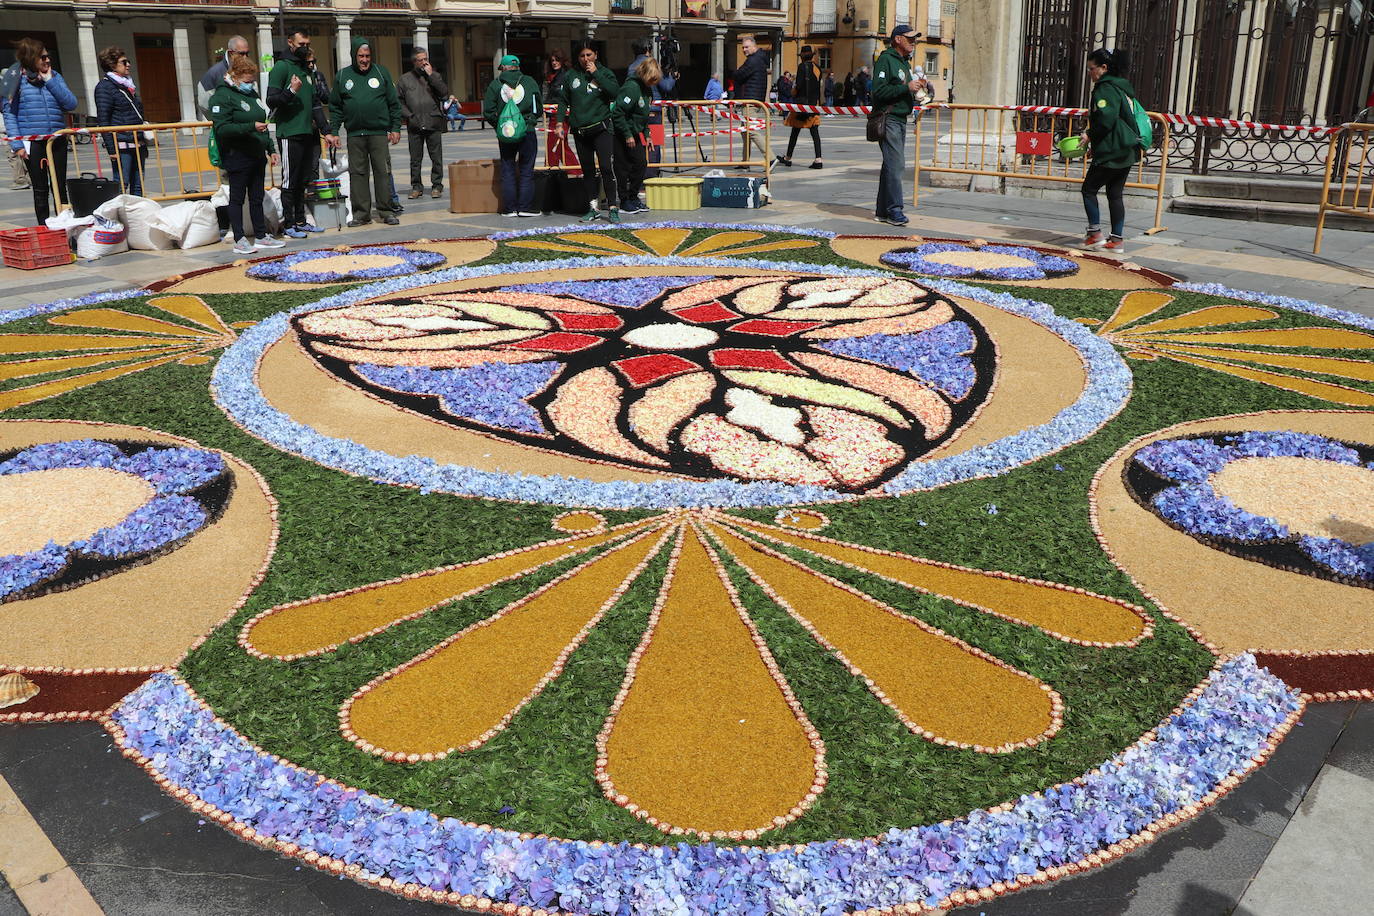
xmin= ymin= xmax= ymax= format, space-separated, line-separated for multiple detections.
xmin=723 ymin=0 xmax=786 ymax=22
xmin=513 ymin=0 xmax=594 ymax=15
xmin=363 ymin=0 xmax=411 ymax=8
xmin=611 ymin=0 xmax=646 ymax=12
xmin=810 ymin=13 xmax=836 ymax=31
xmin=680 ymin=0 xmax=712 ymax=18
xmin=285 ymin=0 xmax=332 ymax=7
xmin=109 ymin=0 xmax=253 ymax=6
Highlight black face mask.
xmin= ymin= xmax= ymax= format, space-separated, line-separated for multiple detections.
xmin=294 ymin=45 xmax=311 ymax=61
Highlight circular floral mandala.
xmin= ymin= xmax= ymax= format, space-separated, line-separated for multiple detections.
xmin=882 ymin=242 xmax=1080 ymax=281
xmin=246 ymin=246 xmax=446 ymax=283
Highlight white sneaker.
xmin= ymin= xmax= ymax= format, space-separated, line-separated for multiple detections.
xmin=517 ymin=211 xmax=540 ymax=217
xmin=231 ymin=239 xmax=258 ymax=255
xmin=221 ymin=230 xmax=233 ymax=244
xmin=500 ymin=211 xmax=518 ymax=218
xmin=255 ymin=235 xmax=286 ymax=249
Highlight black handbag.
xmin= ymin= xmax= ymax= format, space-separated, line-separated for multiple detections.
xmin=67 ymin=172 xmax=121 ymax=217
xmin=551 ymin=170 xmax=590 ymax=215
xmin=866 ymin=105 xmax=891 ymax=143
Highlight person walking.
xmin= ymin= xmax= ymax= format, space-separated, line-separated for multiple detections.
xmin=730 ymin=35 xmax=772 ymax=166
xmin=613 ymin=56 xmax=661 ymax=214
xmin=823 ymin=71 xmax=835 ymax=106
xmin=841 ymin=72 xmax=855 ymax=107
xmin=3 ymin=38 xmax=76 ymax=224
xmin=483 ymin=54 xmax=541 ymax=218
xmin=267 ymin=29 xmax=320 ymax=239
xmin=870 ymin=24 xmax=928 ymax=227
xmin=1081 ymin=48 xmax=1143 ymax=253
xmin=857 ymin=67 xmax=872 ymax=106
xmin=775 ymin=45 xmax=822 ymax=169
xmin=208 ymin=55 xmax=284 ymax=254
xmin=94 ymin=47 xmax=150 ymax=198
xmin=557 ymin=43 xmax=621 ymax=224
xmin=326 ymin=37 xmax=402 ymax=227
xmin=398 ymin=47 xmax=449 ymax=200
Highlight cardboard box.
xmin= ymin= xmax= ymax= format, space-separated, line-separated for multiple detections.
xmin=702 ymin=174 xmax=766 ymax=208
xmin=449 ymin=160 xmax=502 ymax=213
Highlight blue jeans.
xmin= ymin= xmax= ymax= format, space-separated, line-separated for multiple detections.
xmin=1081 ymin=163 xmax=1130 ymax=238
xmin=876 ymin=113 xmax=907 ymax=219
xmin=112 ymin=149 xmax=146 ymax=197
xmin=498 ymin=133 xmax=537 ymax=214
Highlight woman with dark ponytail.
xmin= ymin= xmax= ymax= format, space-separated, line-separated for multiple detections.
xmin=1080 ymin=48 xmax=1142 ymax=253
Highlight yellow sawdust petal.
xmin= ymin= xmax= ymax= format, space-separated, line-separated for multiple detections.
xmin=0 ymin=352 xmax=191 ymax=412
xmin=1130 ymin=326 xmax=1374 ymax=349
xmin=1152 ymin=351 xmax=1374 ymax=406
xmin=551 ymin=233 xmax=647 ymax=255
xmin=245 ymin=519 xmax=661 ymax=657
xmin=674 ymin=231 xmax=765 ymax=256
xmin=1113 ymin=304 xmax=1278 ymax=335
xmin=723 ymin=517 xmax=1149 ymax=645
xmin=704 ymin=240 xmax=822 ymax=257
xmin=1097 ymin=290 xmax=1174 ymax=335
xmin=347 ymin=527 xmax=667 ymax=756
xmin=1147 ymin=343 xmax=1374 ymax=382
xmin=0 ymin=334 xmax=188 ymax=355
xmin=506 ymin=240 xmax=620 ymax=255
xmin=0 ymin=348 xmax=175 ymax=381
xmin=707 ymin=523 xmax=1055 ymax=749
xmin=632 ymin=227 xmax=693 ymax=256
xmin=149 ymin=295 xmax=236 ymax=335
xmin=47 ymin=308 xmax=209 ymax=339
xmin=602 ymin=526 xmax=820 ymax=834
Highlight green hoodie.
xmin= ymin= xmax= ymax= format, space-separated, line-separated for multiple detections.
xmin=870 ymin=46 xmax=917 ymax=117
xmin=483 ymin=69 xmax=542 ymax=134
xmin=557 ymin=64 xmax=620 ymax=131
xmin=1087 ymin=74 xmax=1142 ymax=169
xmin=328 ymin=37 xmax=401 ymax=135
xmin=208 ymin=82 xmax=274 ymax=168
xmin=612 ymin=76 xmax=651 ymax=140
xmin=266 ymin=52 xmax=314 ymax=137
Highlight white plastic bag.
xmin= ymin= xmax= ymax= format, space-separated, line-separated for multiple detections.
xmin=94 ymin=194 xmax=162 ymax=250
xmin=74 ymin=215 xmax=129 ymax=260
xmin=45 ymin=209 xmax=93 ymax=246
xmin=212 ymin=185 xmax=283 ymax=236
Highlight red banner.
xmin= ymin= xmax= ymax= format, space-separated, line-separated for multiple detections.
xmin=1015 ymin=131 xmax=1053 ymax=156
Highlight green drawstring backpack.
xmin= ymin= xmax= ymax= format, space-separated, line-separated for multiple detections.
xmin=497 ymin=89 xmax=527 ymax=143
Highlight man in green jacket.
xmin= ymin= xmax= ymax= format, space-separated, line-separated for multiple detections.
xmin=267 ymin=29 xmax=325 ymax=237
xmin=870 ymin=24 xmax=928 ymax=227
xmin=326 ymin=37 xmax=402 ymax=226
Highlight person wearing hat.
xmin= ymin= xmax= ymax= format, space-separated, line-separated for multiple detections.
xmin=398 ymin=47 xmax=450 ymax=200
xmin=483 ymin=54 xmax=542 ymax=217
xmin=776 ymin=45 xmax=823 ymax=168
xmin=871 ymin=24 xmax=929 ymax=227
xmin=325 ymin=37 xmax=402 ymax=227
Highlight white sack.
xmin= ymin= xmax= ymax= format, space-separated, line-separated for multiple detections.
xmin=74 ymin=215 xmax=129 ymax=260
xmin=150 ymin=200 xmax=220 ymax=249
xmin=94 ymin=194 xmax=162 ymax=250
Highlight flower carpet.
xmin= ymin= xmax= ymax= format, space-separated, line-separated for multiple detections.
xmin=1 ymin=223 xmax=1372 ymax=914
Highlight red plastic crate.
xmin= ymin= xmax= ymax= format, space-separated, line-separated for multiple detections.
xmin=0 ymin=226 xmax=73 ymax=270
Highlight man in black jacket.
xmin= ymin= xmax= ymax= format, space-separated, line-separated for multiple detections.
xmin=730 ymin=34 xmax=772 ymax=167
xmin=398 ymin=48 xmax=450 ymax=199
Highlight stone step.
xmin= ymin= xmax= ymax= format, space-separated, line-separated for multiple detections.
xmin=1170 ymin=195 xmax=1374 ymax=231
xmin=1182 ymin=176 xmax=1326 ymax=205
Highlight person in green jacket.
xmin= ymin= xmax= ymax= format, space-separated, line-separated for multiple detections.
xmin=267 ymin=29 xmax=322 ymax=238
xmin=1081 ymin=48 xmax=1143 ymax=253
xmin=325 ymin=37 xmax=402 ymax=227
xmin=208 ymin=55 xmax=284 ymax=255
xmin=482 ymin=54 xmax=541 ymax=217
xmin=612 ymin=56 xmax=661 ymax=215
xmin=556 ymin=43 xmax=622 ymax=223
xmin=870 ymin=24 xmax=928 ymax=227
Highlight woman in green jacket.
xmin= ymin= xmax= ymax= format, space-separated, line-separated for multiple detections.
xmin=612 ymin=56 xmax=661 ymax=214
xmin=1081 ymin=48 xmax=1143 ymax=253
xmin=557 ymin=43 xmax=621 ymax=223
xmin=209 ymin=56 xmax=283 ymax=254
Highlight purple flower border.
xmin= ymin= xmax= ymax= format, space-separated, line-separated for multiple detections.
xmin=881 ymin=243 xmax=1081 ymax=282
xmin=1134 ymin=431 xmax=1374 ymax=582
xmin=108 ymin=655 xmax=1300 ymax=914
xmin=0 ymin=439 xmax=225 ymax=599
xmin=246 ymin=246 xmax=447 ymax=284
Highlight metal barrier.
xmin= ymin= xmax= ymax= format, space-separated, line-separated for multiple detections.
xmin=44 ymin=121 xmax=230 ymax=210
xmin=913 ymin=103 xmax=1173 ymax=235
xmin=538 ymin=100 xmax=772 ymax=178
xmin=1314 ymin=122 xmax=1374 ymax=254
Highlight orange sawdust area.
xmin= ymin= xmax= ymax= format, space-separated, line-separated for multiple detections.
xmin=827 ymin=236 xmax=1172 ymax=289
xmin=602 ymin=527 xmax=818 ymax=834
xmin=1094 ymin=410 xmax=1374 ymax=655
xmin=149 ymin=240 xmax=497 ymax=295
xmin=245 ymin=518 xmax=660 ymax=658
xmin=0 ymin=420 xmax=275 ymax=670
xmin=347 ymin=527 xmax=666 ymax=756
xmin=706 ymin=522 xmax=1055 ymax=749
xmin=726 ymin=517 xmax=1148 ymax=645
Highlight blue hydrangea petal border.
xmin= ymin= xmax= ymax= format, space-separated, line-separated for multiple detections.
xmin=107 ymin=655 xmax=1301 ymax=914
xmin=210 ymin=257 xmax=1129 ymax=509
xmin=247 ymin=246 xmax=447 ymax=284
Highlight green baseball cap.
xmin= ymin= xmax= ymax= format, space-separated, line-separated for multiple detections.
xmin=499 ymin=54 xmax=520 ymax=68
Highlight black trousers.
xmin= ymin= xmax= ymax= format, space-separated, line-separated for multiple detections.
xmin=278 ymin=136 xmax=317 ymax=228
xmin=1081 ymin=163 xmax=1131 ymax=238
xmin=226 ymin=158 xmax=267 ymax=240
xmin=573 ymin=125 xmax=618 ymax=209
xmin=785 ymin=125 xmax=822 ymax=160
xmin=23 ymin=140 xmax=69 ymax=225
xmin=615 ymin=136 xmax=647 ymax=205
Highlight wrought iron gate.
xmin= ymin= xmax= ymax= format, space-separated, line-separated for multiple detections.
xmin=1018 ymin=0 xmax=1374 ymax=174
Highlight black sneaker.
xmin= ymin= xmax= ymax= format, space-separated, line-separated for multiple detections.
xmin=381 ymin=213 xmax=400 ymax=226
xmin=347 ymin=218 xmax=373 ymax=228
